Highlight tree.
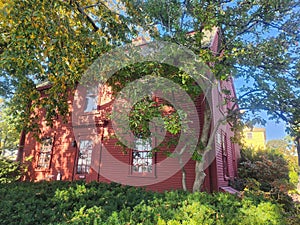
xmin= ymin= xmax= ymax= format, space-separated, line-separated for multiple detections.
xmin=0 ymin=157 xmax=22 ymax=183
xmin=236 ymin=145 xmax=298 ymax=212
xmin=267 ymin=138 xmax=299 ymax=189
xmin=0 ymin=99 xmax=20 ymax=157
xmin=238 ymin=147 xmax=290 ymax=192
xmin=0 ymin=98 xmax=25 ymax=183
xmin=0 ymin=0 xmax=137 ymax=133
xmin=1 ymin=0 xmax=299 ymax=191
xmin=129 ymin=0 xmax=300 ymax=191
xmin=0 ymin=0 xmax=140 ymax=163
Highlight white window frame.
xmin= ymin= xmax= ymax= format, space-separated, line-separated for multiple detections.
xmin=37 ymin=137 xmax=53 ymax=169
xmin=131 ymin=137 xmax=154 ymax=175
xmin=84 ymin=86 xmax=98 ymax=112
xmin=77 ymin=140 xmax=93 ymax=174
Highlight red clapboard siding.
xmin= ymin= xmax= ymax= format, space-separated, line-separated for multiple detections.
xmin=20 ymin=28 xmax=240 ymax=193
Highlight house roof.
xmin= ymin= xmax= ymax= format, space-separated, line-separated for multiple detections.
xmin=36 ymin=80 xmax=52 ymax=91
xmin=243 ymin=127 xmax=266 ymax=132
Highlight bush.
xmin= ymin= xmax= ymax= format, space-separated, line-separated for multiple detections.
xmin=233 ymin=147 xmax=300 ymax=224
xmin=0 ymin=181 xmax=292 ymax=225
xmin=0 ymin=157 xmax=22 ymax=183
xmin=238 ymin=148 xmax=290 ymax=192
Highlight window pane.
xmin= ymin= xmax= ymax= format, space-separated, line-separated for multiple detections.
xmin=84 ymin=87 xmax=98 ymax=112
xmin=132 ymin=137 xmax=153 ymax=174
xmin=77 ymin=140 xmax=93 ymax=174
xmin=37 ymin=137 xmax=53 ymax=169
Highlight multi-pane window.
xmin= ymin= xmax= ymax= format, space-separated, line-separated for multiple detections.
xmin=37 ymin=137 xmax=53 ymax=169
xmin=77 ymin=140 xmax=93 ymax=174
xmin=84 ymin=87 xmax=98 ymax=112
xmin=132 ymin=137 xmax=153 ymax=174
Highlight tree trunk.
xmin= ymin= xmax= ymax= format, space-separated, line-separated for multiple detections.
xmin=193 ymin=103 xmax=211 ymax=192
xmin=192 ymin=99 xmax=225 ymax=192
xmin=16 ymin=129 xmax=26 ymax=162
xmin=177 ymin=145 xmax=187 ymax=191
xmin=193 ymin=161 xmax=206 ymax=192
xmin=181 ymin=167 xmax=187 ymax=191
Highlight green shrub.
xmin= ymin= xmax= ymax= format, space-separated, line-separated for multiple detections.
xmin=0 ymin=157 xmax=22 ymax=183
xmin=0 ymin=181 xmax=293 ymax=225
xmin=238 ymin=148 xmax=290 ymax=192
xmin=235 ymin=147 xmax=299 ymax=219
xmin=239 ymin=201 xmax=284 ymax=225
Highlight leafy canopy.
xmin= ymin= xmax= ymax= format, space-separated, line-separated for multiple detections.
xmin=0 ymin=0 xmax=299 ymax=139
xmin=0 ymin=0 xmax=136 ymax=133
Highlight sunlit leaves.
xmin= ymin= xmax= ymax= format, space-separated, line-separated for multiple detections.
xmin=0 ymin=0 xmax=135 ymax=132
xmin=1 ymin=0 xmax=299 ymax=139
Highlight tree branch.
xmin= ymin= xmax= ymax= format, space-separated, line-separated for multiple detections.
xmin=83 ymin=1 xmax=103 ymax=10
xmin=73 ymin=0 xmax=99 ymax=32
xmin=259 ymin=20 xmax=300 ymax=36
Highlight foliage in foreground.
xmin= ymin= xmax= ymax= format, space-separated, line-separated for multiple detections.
xmin=0 ymin=181 xmax=298 ymax=225
xmin=231 ymin=146 xmax=300 ymax=224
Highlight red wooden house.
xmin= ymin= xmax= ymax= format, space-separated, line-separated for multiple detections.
xmin=19 ymin=28 xmax=240 ymax=192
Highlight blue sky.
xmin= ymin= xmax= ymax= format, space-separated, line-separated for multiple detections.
xmin=234 ymin=77 xmax=287 ymax=142
xmin=264 ymin=120 xmax=286 ymax=141
xmin=255 ymin=111 xmax=287 ymax=141
xmin=230 ymin=4 xmax=297 ymax=143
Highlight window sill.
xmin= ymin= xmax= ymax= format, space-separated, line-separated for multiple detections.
xmin=128 ymin=172 xmax=157 ymax=179
xmin=75 ymin=174 xmax=87 ymax=179
xmin=82 ymin=110 xmax=101 ymax=115
xmin=35 ymin=168 xmax=50 ymax=172
xmin=224 ymin=176 xmax=230 ymax=181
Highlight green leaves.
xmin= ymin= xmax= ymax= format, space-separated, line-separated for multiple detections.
xmin=0 ymin=0 xmax=138 ymax=132
xmin=0 ymin=99 xmax=20 ymax=155
xmin=237 ymin=146 xmax=293 ymax=193
xmin=0 ymin=157 xmax=21 ymax=183
xmin=129 ymin=98 xmax=161 ymax=137
xmin=0 ymin=181 xmax=292 ymax=224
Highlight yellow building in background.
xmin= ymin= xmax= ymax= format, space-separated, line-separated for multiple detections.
xmin=242 ymin=127 xmax=266 ymax=149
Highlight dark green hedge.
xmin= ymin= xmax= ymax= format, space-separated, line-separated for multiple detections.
xmin=0 ymin=181 xmax=295 ymax=225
